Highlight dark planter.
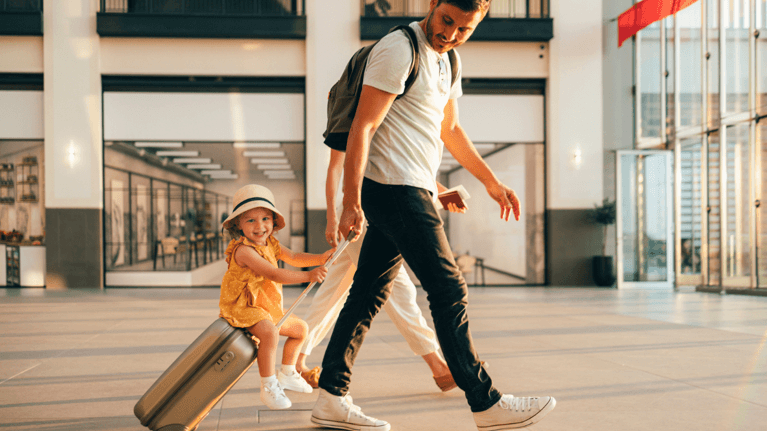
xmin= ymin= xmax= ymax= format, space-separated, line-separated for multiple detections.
xmin=592 ymin=256 xmax=615 ymax=287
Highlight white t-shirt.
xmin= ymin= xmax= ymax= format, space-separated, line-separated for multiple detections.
xmin=362 ymin=21 xmax=463 ymax=197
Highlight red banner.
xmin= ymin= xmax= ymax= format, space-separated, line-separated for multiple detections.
xmin=618 ymin=0 xmax=699 ymax=47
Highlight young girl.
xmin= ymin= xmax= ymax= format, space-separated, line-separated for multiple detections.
xmin=220 ymin=184 xmax=334 ymax=410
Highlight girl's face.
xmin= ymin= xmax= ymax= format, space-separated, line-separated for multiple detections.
xmin=237 ymin=207 xmax=274 ymax=246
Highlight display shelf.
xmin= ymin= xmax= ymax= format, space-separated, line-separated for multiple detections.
xmin=4 ymin=244 xmax=45 ymax=287
xmin=6 ymin=245 xmax=20 ymax=286
xmin=18 ymin=157 xmax=38 ymax=203
xmin=0 ymin=163 xmax=14 ymax=205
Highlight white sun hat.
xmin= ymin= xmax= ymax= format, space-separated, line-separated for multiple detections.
xmin=222 ymin=184 xmax=286 ymax=232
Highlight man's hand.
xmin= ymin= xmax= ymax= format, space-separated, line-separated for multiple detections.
xmin=339 ymin=204 xmax=365 ymax=242
xmin=486 ymin=182 xmax=521 ymax=221
xmin=445 ymin=202 xmax=467 ymax=214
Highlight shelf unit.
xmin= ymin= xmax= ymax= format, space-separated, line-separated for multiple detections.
xmin=18 ymin=157 xmax=38 ymax=203
xmin=6 ymin=245 xmax=19 ymax=286
xmin=0 ymin=164 xmax=14 ymax=205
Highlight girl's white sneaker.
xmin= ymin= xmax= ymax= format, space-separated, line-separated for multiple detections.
xmin=260 ymin=380 xmax=292 ymax=409
xmin=278 ymin=370 xmax=314 ymax=393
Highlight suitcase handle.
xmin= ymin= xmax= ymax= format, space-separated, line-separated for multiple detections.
xmin=276 ymin=230 xmax=357 ymax=328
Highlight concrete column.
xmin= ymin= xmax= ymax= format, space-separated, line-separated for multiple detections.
xmin=546 ymin=0 xmax=605 ymax=285
xmin=304 ymin=0 xmax=359 ymax=251
xmin=44 ymin=0 xmax=104 ymax=288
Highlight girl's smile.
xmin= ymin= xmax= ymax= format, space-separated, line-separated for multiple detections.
xmin=237 ymin=207 xmax=275 ymax=246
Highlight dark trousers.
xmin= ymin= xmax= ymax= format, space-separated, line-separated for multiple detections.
xmin=318 ymin=178 xmax=502 ymax=413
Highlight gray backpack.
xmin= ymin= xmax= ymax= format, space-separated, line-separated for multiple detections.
xmin=322 ymin=25 xmax=458 ymax=151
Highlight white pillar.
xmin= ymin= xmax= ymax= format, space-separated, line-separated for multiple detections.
xmin=547 ymin=0 xmax=604 ymax=209
xmin=44 ymin=0 xmax=103 ymax=207
xmin=305 ymin=0 xmax=359 ymax=211
xmin=44 ymin=0 xmax=104 ymax=288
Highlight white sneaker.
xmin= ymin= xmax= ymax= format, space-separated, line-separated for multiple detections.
xmin=474 ymin=394 xmax=556 ymax=430
xmin=260 ymin=379 xmax=292 ymax=410
xmin=311 ymin=388 xmax=390 ymax=431
xmin=278 ymin=370 xmax=314 ymax=393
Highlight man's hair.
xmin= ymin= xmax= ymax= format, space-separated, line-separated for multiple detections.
xmin=438 ymin=0 xmax=491 ymax=12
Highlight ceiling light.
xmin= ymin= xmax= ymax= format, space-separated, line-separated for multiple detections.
xmin=186 ymin=164 xmax=222 ymax=170
xmin=201 ymin=170 xmax=232 ymax=175
xmin=156 ymin=150 xmax=199 ymax=157
xmin=267 ymin=173 xmax=296 ymax=180
xmin=251 ymin=158 xmax=289 ymax=164
xmin=207 ymin=173 xmax=239 ymax=179
xmin=174 ymin=158 xmax=212 ymax=164
xmin=233 ymin=142 xmax=281 ymax=149
xmin=264 ymin=170 xmax=295 ymax=176
xmin=242 ymin=151 xmax=285 ymax=157
xmin=135 ymin=142 xmax=183 ymax=148
xmin=257 ymin=164 xmax=291 ymax=170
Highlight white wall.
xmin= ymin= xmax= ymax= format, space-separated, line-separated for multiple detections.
xmin=0 ymin=36 xmax=43 ymax=73
xmin=458 ymin=41 xmax=549 ymax=78
xmin=547 ymin=0 xmax=604 ymax=209
xmin=0 ymin=91 xmax=43 ymax=140
xmin=103 ymin=92 xmax=305 ymax=142
xmin=458 ymin=95 xmax=544 ymax=143
xmin=100 ymin=38 xmax=305 ymax=76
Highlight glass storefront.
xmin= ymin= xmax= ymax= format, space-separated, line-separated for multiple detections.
xmin=104 ymin=167 xmax=231 ymax=272
xmin=637 ymin=0 xmax=766 ymax=289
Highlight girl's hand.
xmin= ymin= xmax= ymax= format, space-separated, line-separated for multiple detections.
xmin=307 ymin=266 xmax=328 ymax=283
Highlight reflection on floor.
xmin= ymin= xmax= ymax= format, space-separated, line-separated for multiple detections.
xmin=1 ymin=286 xmax=766 ymax=430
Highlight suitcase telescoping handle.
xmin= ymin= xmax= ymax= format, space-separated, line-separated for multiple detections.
xmin=276 ymin=229 xmax=357 ymax=328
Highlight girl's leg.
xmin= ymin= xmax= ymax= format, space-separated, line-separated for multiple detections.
xmin=279 ymin=314 xmax=309 ymax=366
xmin=248 ymin=320 xmax=279 ymax=378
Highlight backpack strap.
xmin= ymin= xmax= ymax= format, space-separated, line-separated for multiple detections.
xmin=447 ymin=49 xmax=459 ymax=87
xmin=387 ymin=25 xmax=420 ymax=100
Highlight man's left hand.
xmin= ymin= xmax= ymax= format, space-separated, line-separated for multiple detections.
xmin=486 ymin=182 xmax=520 ymax=221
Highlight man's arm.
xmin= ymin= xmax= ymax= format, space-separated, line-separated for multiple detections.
xmin=339 ymin=84 xmax=398 ymax=240
xmin=440 ymin=98 xmax=520 ymax=221
xmin=325 ymin=149 xmax=345 ymax=247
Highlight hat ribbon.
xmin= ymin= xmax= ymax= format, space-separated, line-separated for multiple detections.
xmin=233 ymin=197 xmax=275 ymax=213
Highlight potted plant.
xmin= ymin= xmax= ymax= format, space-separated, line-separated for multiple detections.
xmin=589 ymin=198 xmax=616 ymax=287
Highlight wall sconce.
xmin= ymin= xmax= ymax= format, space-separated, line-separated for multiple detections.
xmin=65 ymin=142 xmax=80 ymax=168
xmin=570 ymin=147 xmax=583 ymax=170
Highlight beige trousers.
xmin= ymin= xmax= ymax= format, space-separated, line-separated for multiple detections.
xmin=300 ymin=224 xmax=440 ymax=357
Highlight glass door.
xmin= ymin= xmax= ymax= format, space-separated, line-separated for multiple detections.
xmin=616 ymin=150 xmax=674 ymax=288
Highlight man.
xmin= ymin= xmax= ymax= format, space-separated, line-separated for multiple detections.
xmin=311 ymin=1 xmax=556 ymax=430
xmin=295 ymin=148 xmax=455 ymax=391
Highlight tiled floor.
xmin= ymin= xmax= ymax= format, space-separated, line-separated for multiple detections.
xmin=1 ymin=286 xmax=766 ymax=431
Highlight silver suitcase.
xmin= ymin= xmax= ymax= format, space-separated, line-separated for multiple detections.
xmin=134 ymin=232 xmax=353 ymax=430
xmin=134 ymin=318 xmax=258 ymax=431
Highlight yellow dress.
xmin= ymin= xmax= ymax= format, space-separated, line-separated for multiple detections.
xmin=219 ymin=235 xmax=284 ymax=328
